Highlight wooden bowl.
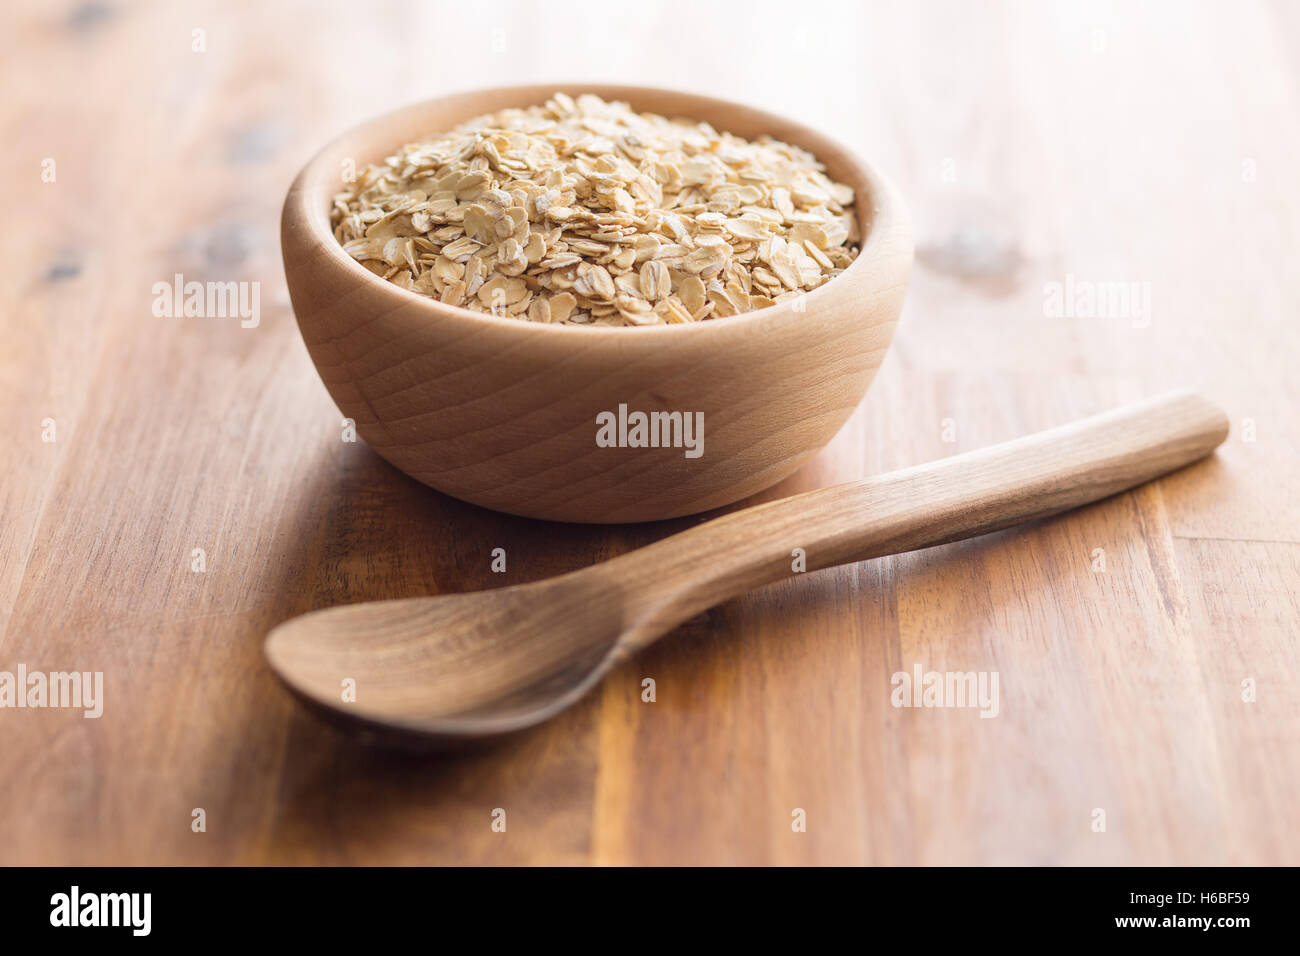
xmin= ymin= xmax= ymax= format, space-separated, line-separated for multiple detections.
xmin=281 ymin=84 xmax=912 ymax=523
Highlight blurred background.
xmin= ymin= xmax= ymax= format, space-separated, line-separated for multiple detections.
xmin=2 ymin=0 xmax=1297 ymax=865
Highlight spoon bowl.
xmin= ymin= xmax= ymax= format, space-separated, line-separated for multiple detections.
xmin=266 ymin=573 xmax=626 ymax=740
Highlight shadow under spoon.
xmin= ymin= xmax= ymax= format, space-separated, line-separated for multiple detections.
xmin=265 ymin=390 xmax=1228 ymax=747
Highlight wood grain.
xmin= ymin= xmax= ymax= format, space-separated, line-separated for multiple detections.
xmin=1 ymin=0 xmax=1297 ymax=865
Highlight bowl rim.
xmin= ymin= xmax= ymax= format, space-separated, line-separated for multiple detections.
xmin=284 ymin=82 xmax=908 ymax=339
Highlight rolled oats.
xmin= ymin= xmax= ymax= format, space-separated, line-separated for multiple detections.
xmin=332 ymin=93 xmax=861 ymax=326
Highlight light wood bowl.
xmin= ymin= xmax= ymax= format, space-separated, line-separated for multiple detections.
xmin=281 ymin=84 xmax=912 ymax=522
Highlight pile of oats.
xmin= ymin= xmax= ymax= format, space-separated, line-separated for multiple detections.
xmin=331 ymin=93 xmax=860 ymax=326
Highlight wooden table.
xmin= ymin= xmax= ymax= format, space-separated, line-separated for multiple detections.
xmin=3 ymin=0 xmax=1297 ymax=865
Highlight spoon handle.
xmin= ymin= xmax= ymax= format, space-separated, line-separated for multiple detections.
xmin=609 ymin=390 xmax=1228 ymax=652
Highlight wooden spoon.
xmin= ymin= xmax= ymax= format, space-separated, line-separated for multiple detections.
xmin=265 ymin=391 xmax=1227 ymax=746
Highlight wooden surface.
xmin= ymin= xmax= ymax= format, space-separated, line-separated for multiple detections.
xmin=2 ymin=0 xmax=1298 ymax=865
